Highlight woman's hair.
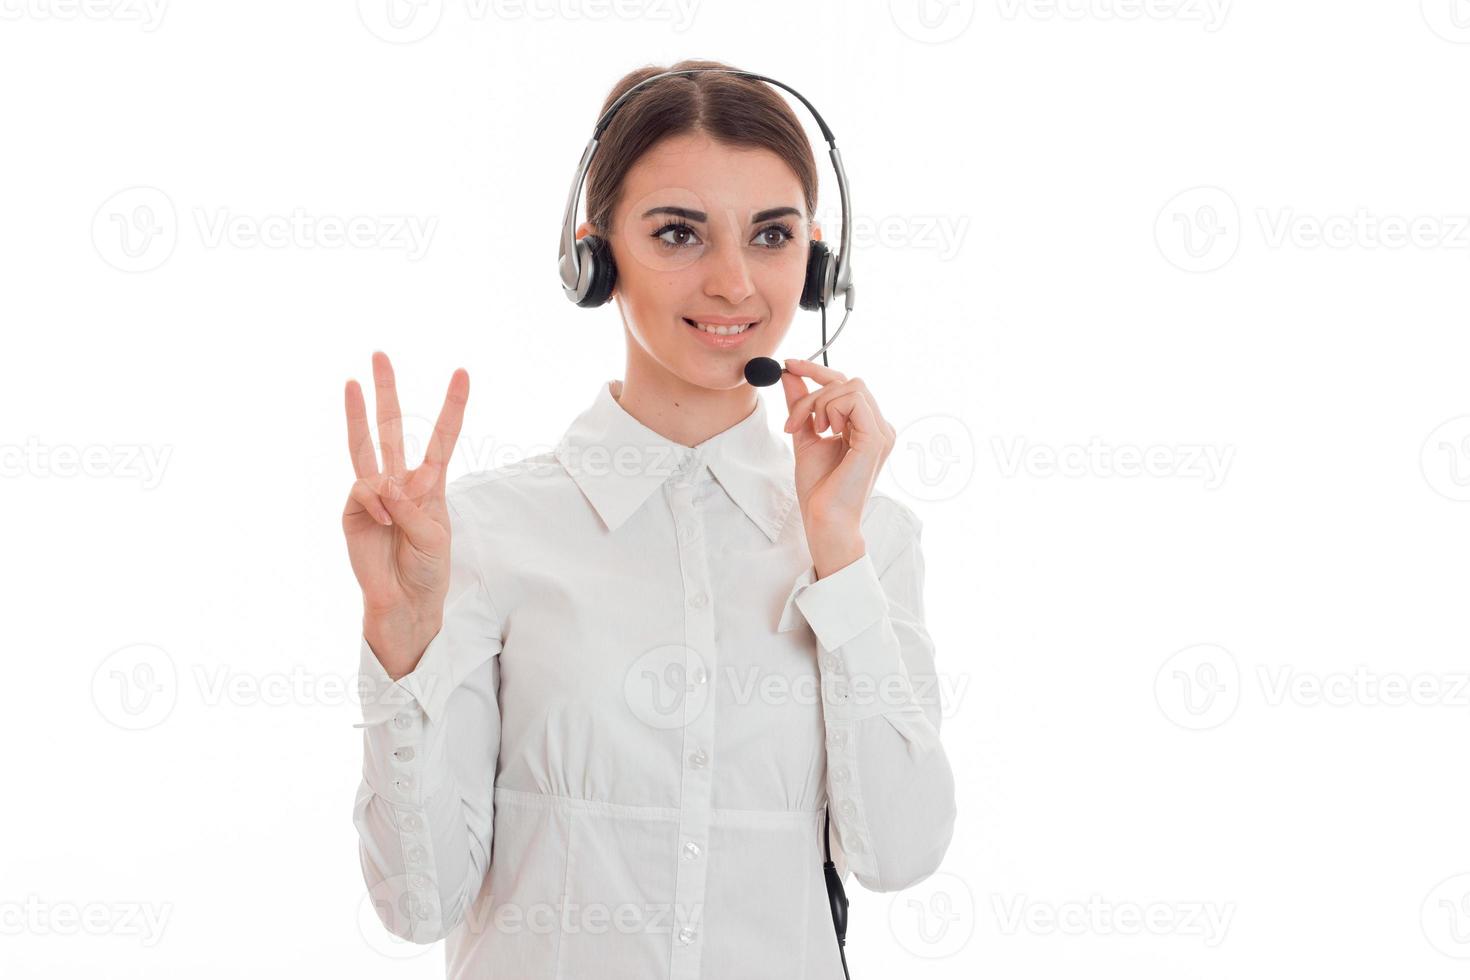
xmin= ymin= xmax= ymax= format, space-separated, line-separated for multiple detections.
xmin=585 ymin=59 xmax=819 ymax=240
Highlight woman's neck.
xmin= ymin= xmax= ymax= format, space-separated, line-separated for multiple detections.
xmin=612 ymin=367 xmax=759 ymax=450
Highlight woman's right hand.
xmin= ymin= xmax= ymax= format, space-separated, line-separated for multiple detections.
xmin=342 ymin=351 xmax=470 ymax=680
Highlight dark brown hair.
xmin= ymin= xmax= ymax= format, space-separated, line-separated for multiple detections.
xmin=584 ymin=59 xmax=819 ymax=239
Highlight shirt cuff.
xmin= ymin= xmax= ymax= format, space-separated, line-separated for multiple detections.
xmin=780 ymin=552 xmax=915 ymax=723
xmin=783 ymin=552 xmax=885 ymax=649
xmin=357 ymin=626 xmax=455 ymax=729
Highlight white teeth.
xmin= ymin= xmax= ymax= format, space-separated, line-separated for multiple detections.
xmin=689 ymin=320 xmax=754 ymax=335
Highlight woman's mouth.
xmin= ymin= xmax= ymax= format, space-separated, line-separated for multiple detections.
xmin=682 ymin=317 xmax=760 ymax=349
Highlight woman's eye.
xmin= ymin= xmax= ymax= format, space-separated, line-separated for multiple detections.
xmin=653 ymin=223 xmax=701 ymax=249
xmin=754 ymin=223 xmax=795 ymax=249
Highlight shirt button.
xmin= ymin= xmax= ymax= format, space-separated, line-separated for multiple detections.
xmin=393 ymin=712 xmax=413 ymax=730
xmin=848 ymin=836 xmax=865 ymax=853
xmin=682 ymin=841 xmax=702 ymax=860
xmin=678 ymin=926 xmax=697 ymax=944
xmin=833 ymin=766 xmax=850 ymax=783
xmin=688 ymin=748 xmax=708 ymax=769
xmin=393 ymin=747 xmax=415 ymax=762
xmin=406 ymin=845 xmax=426 ymax=863
xmin=828 ymin=729 xmax=847 ymax=749
xmin=689 ymin=592 xmax=708 ymax=608
xmin=689 ymin=665 xmax=707 ymax=686
xmin=393 ymin=774 xmax=415 ymax=793
xmin=823 ymin=653 xmax=843 ymax=673
xmin=401 ymin=814 xmax=423 ymax=832
xmin=839 ymin=799 xmax=856 ymax=817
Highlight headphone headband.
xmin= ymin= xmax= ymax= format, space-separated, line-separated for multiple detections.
xmin=557 ymin=68 xmax=853 ymax=313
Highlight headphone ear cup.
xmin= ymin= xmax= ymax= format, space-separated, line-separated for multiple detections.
xmin=577 ymin=235 xmax=618 ymax=308
xmin=799 ymin=239 xmax=832 ymax=311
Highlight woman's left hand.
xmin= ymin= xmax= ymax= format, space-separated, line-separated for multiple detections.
xmin=780 ymin=358 xmax=895 ymax=576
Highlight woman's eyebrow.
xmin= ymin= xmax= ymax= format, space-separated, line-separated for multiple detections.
xmin=640 ymin=205 xmax=802 ymax=223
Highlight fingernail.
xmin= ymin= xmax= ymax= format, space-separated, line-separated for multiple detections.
xmin=379 ymin=510 xmax=393 ymax=526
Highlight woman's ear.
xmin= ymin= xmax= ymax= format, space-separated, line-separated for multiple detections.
xmin=575 ymin=220 xmax=599 ymax=241
xmin=811 ymin=220 xmax=822 ymax=243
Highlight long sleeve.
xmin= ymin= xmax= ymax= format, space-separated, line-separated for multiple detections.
xmin=781 ymin=511 xmax=956 ymax=893
xmin=352 ymin=492 xmax=503 ymax=944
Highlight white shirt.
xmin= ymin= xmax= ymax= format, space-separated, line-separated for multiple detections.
xmin=353 ymin=378 xmax=957 ymax=979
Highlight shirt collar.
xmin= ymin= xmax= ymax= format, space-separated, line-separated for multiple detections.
xmin=554 ymin=379 xmax=798 ymax=544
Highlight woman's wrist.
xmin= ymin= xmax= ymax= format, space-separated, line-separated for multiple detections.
xmin=362 ymin=603 xmax=445 ymax=680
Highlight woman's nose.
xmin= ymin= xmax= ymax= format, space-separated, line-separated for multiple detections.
xmin=702 ymin=238 xmax=755 ymax=305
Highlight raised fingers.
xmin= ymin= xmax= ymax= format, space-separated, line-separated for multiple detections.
xmin=414 ymin=368 xmax=470 ymax=496
xmin=344 ymin=379 xmax=379 ymax=480
xmin=372 ymin=351 xmax=406 ymax=478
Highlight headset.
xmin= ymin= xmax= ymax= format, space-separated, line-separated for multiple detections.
xmin=556 ymin=67 xmax=856 ymax=389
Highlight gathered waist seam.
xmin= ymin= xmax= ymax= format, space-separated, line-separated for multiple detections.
xmin=492 ymin=787 xmax=826 ymax=826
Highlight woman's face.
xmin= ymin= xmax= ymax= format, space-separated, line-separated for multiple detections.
xmin=577 ymin=131 xmax=819 ymax=389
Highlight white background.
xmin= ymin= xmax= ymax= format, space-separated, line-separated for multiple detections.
xmin=4 ymin=0 xmax=1469 ymax=977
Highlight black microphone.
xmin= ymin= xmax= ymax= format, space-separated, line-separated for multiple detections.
xmin=744 ymin=291 xmax=854 ymax=387
xmin=743 ymin=357 xmax=784 ymax=387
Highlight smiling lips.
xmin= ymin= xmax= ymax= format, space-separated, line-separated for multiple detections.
xmin=682 ymin=315 xmax=761 ymax=349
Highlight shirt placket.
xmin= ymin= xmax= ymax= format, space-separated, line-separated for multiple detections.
xmin=667 ymin=448 xmax=715 ymax=979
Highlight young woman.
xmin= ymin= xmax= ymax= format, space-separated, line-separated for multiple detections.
xmin=342 ymin=60 xmax=956 ymax=980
